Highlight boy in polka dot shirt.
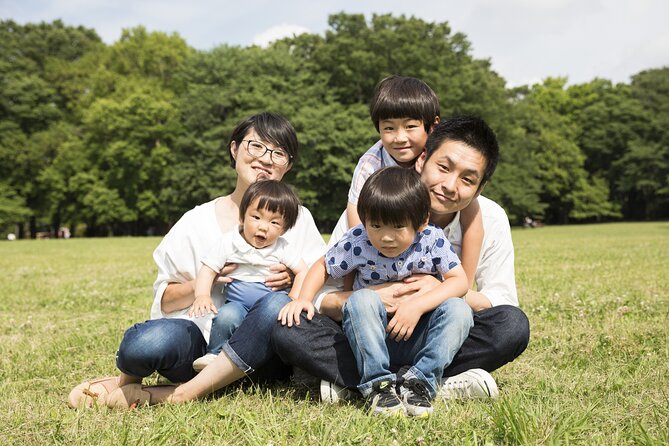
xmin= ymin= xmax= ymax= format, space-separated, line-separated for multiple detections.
xmin=279 ymin=167 xmax=471 ymax=417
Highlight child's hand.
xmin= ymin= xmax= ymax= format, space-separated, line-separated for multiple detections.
xmin=386 ymin=301 xmax=423 ymax=342
xmin=277 ymin=299 xmax=315 ymax=327
xmin=188 ymin=295 xmax=218 ymax=318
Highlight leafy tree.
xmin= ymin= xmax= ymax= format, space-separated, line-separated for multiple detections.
xmin=617 ymin=67 xmax=669 ymax=219
xmin=79 ymin=88 xmax=180 ymax=234
xmin=614 ymin=140 xmax=669 ymax=219
xmin=0 ymin=182 xmax=30 ymax=235
xmin=2 ymin=16 xmax=667 ymax=235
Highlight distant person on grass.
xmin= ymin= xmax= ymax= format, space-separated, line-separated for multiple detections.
xmin=189 ymin=180 xmax=308 ymax=372
xmin=80 ymin=116 xmax=528 ymax=411
xmin=279 ymin=167 xmax=472 ymax=417
xmin=68 ymin=112 xmax=325 ymax=408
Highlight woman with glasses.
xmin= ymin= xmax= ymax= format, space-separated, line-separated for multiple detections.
xmin=68 ymin=112 xmax=325 ymax=408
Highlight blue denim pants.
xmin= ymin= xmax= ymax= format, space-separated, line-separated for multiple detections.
xmin=116 ymin=318 xmax=207 ymax=383
xmin=116 ymin=292 xmax=292 ymax=383
xmin=342 ymin=289 xmax=473 ymax=397
xmin=271 ymin=302 xmax=530 ymax=389
xmin=221 ymin=292 xmax=292 ymax=373
xmin=207 ymin=283 xmax=286 ymax=355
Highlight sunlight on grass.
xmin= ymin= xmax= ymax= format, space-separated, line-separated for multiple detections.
xmin=1 ymin=223 xmax=668 ymax=444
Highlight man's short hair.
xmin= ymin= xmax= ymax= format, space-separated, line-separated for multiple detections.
xmin=228 ymin=112 xmax=299 ymax=168
xmin=424 ymin=116 xmax=500 ymax=188
xmin=357 ymin=166 xmax=430 ymax=231
xmin=239 ymin=180 xmax=301 ymax=231
xmin=369 ymin=75 xmax=440 ymax=133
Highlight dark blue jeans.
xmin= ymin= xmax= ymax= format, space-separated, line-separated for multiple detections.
xmin=116 ymin=294 xmax=293 ymax=383
xmin=222 ymin=292 xmax=293 ymax=373
xmin=271 ymin=304 xmax=530 ymax=388
xmin=116 ymin=318 xmax=207 ymax=383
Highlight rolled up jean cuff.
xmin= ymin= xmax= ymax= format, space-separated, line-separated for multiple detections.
xmin=222 ymin=341 xmax=253 ymax=374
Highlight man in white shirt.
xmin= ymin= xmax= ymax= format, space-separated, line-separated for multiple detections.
xmin=273 ymin=116 xmax=530 ymax=400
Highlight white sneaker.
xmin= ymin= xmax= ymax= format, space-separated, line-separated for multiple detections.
xmin=320 ymin=379 xmax=356 ymax=404
xmin=439 ymin=369 xmax=499 ymax=400
xmin=192 ymin=353 xmax=218 ymax=372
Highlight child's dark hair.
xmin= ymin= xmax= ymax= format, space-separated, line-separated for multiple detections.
xmin=239 ymin=180 xmax=300 ymax=231
xmin=424 ymin=116 xmax=500 ymax=189
xmin=369 ymin=75 xmax=440 ymax=133
xmin=228 ymin=112 xmax=299 ymax=168
xmin=357 ymin=167 xmax=429 ymax=230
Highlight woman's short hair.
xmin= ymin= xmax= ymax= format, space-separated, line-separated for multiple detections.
xmin=239 ymin=180 xmax=301 ymax=231
xmin=228 ymin=112 xmax=299 ymax=168
xmin=357 ymin=166 xmax=430 ymax=230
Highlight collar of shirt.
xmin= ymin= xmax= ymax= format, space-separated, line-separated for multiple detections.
xmin=231 ymin=225 xmax=255 ymax=254
xmin=442 ymin=211 xmax=462 ymax=240
xmin=380 ymin=143 xmax=399 ymax=167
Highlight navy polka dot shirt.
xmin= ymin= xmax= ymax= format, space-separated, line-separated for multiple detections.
xmin=325 ymin=223 xmax=461 ymax=290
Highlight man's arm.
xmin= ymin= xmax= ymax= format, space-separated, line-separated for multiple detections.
xmin=161 ymin=263 xmax=237 ymax=313
xmin=464 ymin=289 xmax=492 ymax=312
xmin=161 ymin=280 xmax=196 ymax=313
xmin=471 ymin=208 xmax=518 ymax=308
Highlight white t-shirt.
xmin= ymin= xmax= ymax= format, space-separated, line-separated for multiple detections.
xmin=316 ymin=195 xmax=518 ymax=309
xmin=150 ymin=198 xmax=325 ymax=341
xmin=201 ymin=228 xmax=304 ymax=282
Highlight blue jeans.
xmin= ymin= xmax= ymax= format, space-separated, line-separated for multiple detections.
xmin=116 ymin=291 xmax=293 ymax=384
xmin=222 ymin=291 xmax=292 ymax=374
xmin=272 ymin=304 xmax=530 ymax=389
xmin=116 ymin=318 xmax=207 ymax=383
xmin=208 ymin=284 xmax=288 ymax=355
xmin=342 ymin=289 xmax=473 ymax=397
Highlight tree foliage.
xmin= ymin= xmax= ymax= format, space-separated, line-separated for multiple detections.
xmin=1 ymin=16 xmax=667 ymax=237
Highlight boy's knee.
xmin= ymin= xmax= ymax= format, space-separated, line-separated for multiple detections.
xmin=342 ymin=289 xmax=383 ymax=322
xmin=438 ymin=298 xmax=474 ymax=329
xmin=259 ymin=292 xmax=291 ymax=313
xmin=214 ymin=304 xmax=247 ymax=329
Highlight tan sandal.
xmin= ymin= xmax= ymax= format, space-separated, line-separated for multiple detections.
xmin=68 ymin=376 xmax=119 ymax=409
xmin=106 ymin=383 xmax=178 ymax=409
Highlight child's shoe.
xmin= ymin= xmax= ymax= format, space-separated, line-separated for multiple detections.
xmin=192 ymin=353 xmax=217 ymax=372
xmin=397 ymin=377 xmax=433 ymax=417
xmin=366 ymin=380 xmax=406 ymax=416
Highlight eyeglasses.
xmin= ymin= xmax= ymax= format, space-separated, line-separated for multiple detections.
xmin=242 ymin=140 xmax=292 ymax=166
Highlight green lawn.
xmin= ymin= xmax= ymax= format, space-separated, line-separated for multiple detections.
xmin=1 ymin=223 xmax=668 ymax=445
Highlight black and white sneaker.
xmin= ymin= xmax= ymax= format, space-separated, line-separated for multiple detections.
xmin=366 ymin=380 xmax=406 ymax=416
xmin=397 ymin=377 xmax=434 ymax=417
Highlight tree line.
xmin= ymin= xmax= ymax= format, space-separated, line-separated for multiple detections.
xmin=1 ymin=14 xmax=668 ymax=238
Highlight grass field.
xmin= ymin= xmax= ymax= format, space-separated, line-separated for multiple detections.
xmin=1 ymin=222 xmax=668 ymax=445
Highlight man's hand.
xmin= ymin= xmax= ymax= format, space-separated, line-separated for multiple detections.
xmin=370 ymin=281 xmax=406 ymax=313
xmin=393 ymin=274 xmax=441 ymax=299
xmin=214 ymin=263 xmax=238 ymax=284
xmin=265 ymin=263 xmax=294 ymax=291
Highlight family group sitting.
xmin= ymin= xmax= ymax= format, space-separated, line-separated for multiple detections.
xmin=68 ymin=75 xmax=530 ymax=417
